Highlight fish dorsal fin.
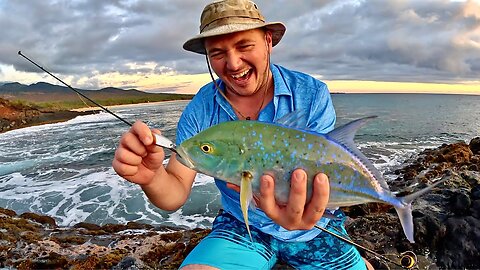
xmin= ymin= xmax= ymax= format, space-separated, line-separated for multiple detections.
xmin=276 ymin=111 xmax=308 ymax=129
xmin=326 ymin=116 xmax=390 ymax=191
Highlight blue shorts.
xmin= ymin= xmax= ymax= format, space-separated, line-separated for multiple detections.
xmin=180 ymin=210 xmax=366 ymax=270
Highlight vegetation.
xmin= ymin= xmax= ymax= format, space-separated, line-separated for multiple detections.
xmin=0 ymin=81 xmax=194 ymax=111
xmin=32 ymin=94 xmax=193 ymax=111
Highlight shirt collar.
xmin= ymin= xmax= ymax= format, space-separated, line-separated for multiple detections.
xmin=271 ymin=63 xmax=292 ymax=97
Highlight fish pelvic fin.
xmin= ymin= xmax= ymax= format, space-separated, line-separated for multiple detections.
xmin=240 ymin=171 xmax=254 ymax=242
xmin=396 ymin=174 xmax=450 ymax=243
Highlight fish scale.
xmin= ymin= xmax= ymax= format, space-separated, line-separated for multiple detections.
xmin=177 ymin=113 xmax=447 ymax=243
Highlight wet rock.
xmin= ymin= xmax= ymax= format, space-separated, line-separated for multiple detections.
xmin=19 ymin=212 xmax=57 ymax=228
xmin=470 ymin=137 xmax=480 ymax=155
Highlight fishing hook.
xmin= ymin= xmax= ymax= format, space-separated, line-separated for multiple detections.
xmin=17 ymin=51 xmax=177 ymax=153
xmin=314 ymin=225 xmax=418 ymax=269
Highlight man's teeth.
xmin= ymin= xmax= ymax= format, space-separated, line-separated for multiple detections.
xmin=232 ymin=70 xmax=249 ymax=79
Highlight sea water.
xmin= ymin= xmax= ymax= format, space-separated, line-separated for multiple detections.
xmin=0 ymin=94 xmax=479 ymax=229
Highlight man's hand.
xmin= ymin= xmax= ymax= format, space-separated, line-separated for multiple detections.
xmin=259 ymin=169 xmax=329 ymax=230
xmin=112 ymin=120 xmax=166 ymax=186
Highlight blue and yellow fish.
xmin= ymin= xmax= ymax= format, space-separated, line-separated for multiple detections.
xmin=177 ymin=113 xmax=445 ymax=243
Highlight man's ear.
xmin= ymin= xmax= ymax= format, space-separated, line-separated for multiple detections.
xmin=265 ymin=30 xmax=273 ymax=52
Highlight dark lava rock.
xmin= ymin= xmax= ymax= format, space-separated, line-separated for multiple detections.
xmin=450 ymin=192 xmax=472 ymax=215
xmin=436 ymin=216 xmax=480 ymax=269
xmin=470 ymin=137 xmax=480 ymax=155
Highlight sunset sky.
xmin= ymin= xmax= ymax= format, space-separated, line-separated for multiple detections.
xmin=0 ymin=0 xmax=479 ymax=95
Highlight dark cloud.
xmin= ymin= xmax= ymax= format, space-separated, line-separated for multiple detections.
xmin=0 ymin=0 xmax=479 ymax=89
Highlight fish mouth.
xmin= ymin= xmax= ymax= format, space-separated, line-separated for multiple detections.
xmin=175 ymin=145 xmax=196 ymax=169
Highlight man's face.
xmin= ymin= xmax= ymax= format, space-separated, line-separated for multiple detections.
xmin=204 ymin=29 xmax=273 ymax=97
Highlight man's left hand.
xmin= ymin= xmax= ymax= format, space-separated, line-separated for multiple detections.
xmin=257 ymin=169 xmax=330 ymax=230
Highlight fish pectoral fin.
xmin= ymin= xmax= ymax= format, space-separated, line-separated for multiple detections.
xmin=240 ymin=171 xmax=254 ymax=241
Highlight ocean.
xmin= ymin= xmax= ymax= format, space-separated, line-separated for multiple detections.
xmin=0 ymin=93 xmax=479 ymax=229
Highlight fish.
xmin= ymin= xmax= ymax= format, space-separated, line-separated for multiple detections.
xmin=176 ymin=112 xmax=446 ymax=243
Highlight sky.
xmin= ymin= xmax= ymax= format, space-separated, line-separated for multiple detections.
xmin=0 ymin=0 xmax=479 ymax=95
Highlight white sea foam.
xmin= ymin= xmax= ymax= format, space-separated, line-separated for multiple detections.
xmin=166 ymin=209 xmax=214 ymax=229
xmin=193 ymin=174 xmax=215 ymax=187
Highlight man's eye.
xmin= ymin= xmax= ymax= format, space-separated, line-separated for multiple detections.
xmin=239 ymin=45 xmax=254 ymax=51
xmin=209 ymin=52 xmax=224 ymax=59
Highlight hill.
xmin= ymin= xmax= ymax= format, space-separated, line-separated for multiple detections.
xmin=0 ymin=82 xmax=194 ymax=110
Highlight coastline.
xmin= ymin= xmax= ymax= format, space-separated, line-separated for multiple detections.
xmin=0 ymin=109 xmax=96 ymax=134
xmin=0 ymin=99 xmax=189 ymax=133
xmin=70 ymin=99 xmax=188 ymax=112
xmin=1 ymin=138 xmax=479 ymax=269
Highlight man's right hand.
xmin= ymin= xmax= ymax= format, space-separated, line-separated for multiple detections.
xmin=112 ymin=120 xmax=166 ymax=186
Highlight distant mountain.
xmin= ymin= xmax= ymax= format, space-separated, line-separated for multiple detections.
xmin=0 ymin=81 xmax=14 ymax=86
xmin=0 ymin=82 xmax=28 ymax=92
xmin=0 ymin=82 xmax=193 ymax=104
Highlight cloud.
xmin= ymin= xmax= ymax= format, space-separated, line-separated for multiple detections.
xmin=0 ymin=0 xmax=479 ymax=91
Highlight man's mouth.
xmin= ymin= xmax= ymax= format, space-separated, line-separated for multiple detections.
xmin=231 ymin=69 xmax=252 ymax=81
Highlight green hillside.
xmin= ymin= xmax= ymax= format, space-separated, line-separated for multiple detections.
xmin=0 ymin=82 xmax=194 ymax=110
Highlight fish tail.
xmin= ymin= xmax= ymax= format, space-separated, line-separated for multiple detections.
xmin=240 ymin=172 xmax=254 ymax=242
xmin=396 ymin=174 xmax=450 ymax=243
xmin=394 ymin=205 xmax=414 ymax=243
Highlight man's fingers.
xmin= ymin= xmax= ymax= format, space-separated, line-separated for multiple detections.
xmin=285 ymin=169 xmax=308 ymax=224
xmin=120 ymin=132 xmax=149 ymax=156
xmin=114 ymin=147 xmax=143 ymax=165
xmin=303 ymin=173 xmax=329 ymax=226
xmin=131 ymin=120 xmax=154 ymax=145
xmin=112 ymin=158 xmax=138 ymax=177
xmin=258 ymin=174 xmax=280 ymax=220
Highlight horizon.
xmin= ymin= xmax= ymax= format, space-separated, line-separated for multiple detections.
xmin=2 ymin=80 xmax=480 ymax=96
xmin=0 ymin=1 xmax=479 ymax=95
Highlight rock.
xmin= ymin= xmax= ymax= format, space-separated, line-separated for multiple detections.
xmin=449 ymin=192 xmax=471 ymax=215
xmin=436 ymin=216 xmax=480 ymax=269
xmin=19 ymin=212 xmax=57 ymax=228
xmin=470 ymin=137 xmax=480 ymax=155
xmin=0 ymin=97 xmax=95 ymax=133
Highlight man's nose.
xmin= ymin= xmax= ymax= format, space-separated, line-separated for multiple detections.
xmin=225 ymin=51 xmax=242 ymax=70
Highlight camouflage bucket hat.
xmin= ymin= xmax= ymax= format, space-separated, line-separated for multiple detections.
xmin=183 ymin=0 xmax=286 ymax=55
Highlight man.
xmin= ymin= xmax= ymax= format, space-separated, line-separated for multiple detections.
xmin=113 ymin=0 xmax=371 ymax=269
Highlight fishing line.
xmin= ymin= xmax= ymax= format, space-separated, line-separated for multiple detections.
xmin=314 ymin=224 xmax=417 ymax=269
xmin=17 ymin=51 xmax=177 ymax=153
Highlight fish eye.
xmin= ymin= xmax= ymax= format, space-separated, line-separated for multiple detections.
xmin=200 ymin=143 xmax=213 ymax=153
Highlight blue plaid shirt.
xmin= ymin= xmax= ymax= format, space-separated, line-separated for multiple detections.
xmin=176 ymin=64 xmax=336 ymax=242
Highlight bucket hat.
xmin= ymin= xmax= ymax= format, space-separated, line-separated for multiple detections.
xmin=183 ymin=0 xmax=286 ymax=55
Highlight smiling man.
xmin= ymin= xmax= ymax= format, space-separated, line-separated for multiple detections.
xmin=113 ymin=0 xmax=372 ymax=269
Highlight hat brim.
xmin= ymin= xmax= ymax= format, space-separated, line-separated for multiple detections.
xmin=183 ymin=22 xmax=286 ymax=55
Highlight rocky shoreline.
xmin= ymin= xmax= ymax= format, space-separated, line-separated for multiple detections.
xmin=1 ymin=99 xmax=479 ymax=269
xmin=0 ymin=97 xmax=95 ymax=133
xmin=1 ymin=138 xmax=478 ymax=269
xmin=345 ymin=137 xmax=480 ymax=269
